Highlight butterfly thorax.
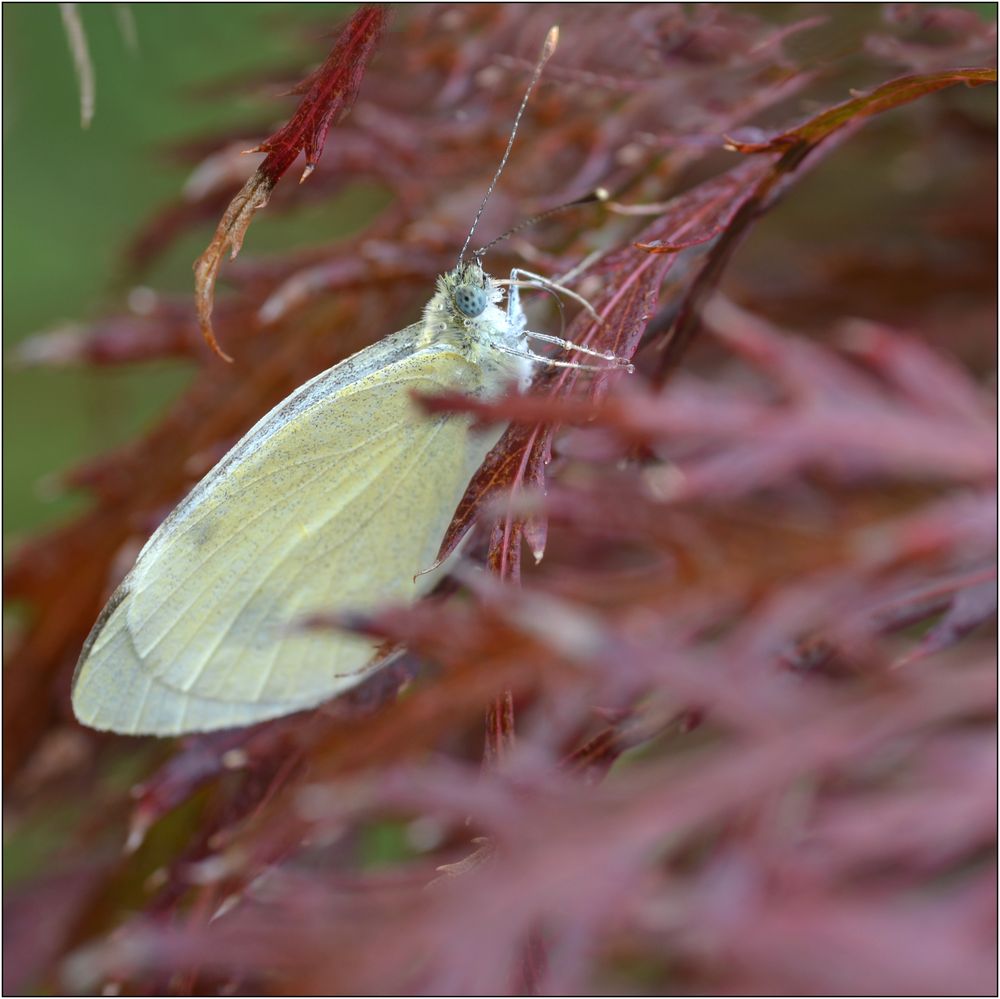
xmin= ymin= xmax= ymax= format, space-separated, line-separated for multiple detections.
xmin=417 ymin=261 xmax=531 ymax=395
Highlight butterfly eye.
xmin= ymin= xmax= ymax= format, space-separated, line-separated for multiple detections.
xmin=453 ymin=285 xmax=488 ymax=318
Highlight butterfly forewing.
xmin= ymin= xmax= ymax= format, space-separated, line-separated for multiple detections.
xmin=72 ymin=334 xmax=501 ymax=734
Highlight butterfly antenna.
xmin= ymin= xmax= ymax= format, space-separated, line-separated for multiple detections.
xmin=458 ymin=25 xmax=559 ymax=264
xmin=473 ymin=187 xmax=609 ymax=258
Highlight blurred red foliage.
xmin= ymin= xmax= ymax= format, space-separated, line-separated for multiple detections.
xmin=4 ymin=4 xmax=996 ymax=995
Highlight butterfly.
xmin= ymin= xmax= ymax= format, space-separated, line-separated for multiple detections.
xmin=71 ymin=26 xmax=628 ymax=735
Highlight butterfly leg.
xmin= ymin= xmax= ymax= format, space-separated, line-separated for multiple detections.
xmin=508 ymin=267 xmax=604 ymax=327
xmin=504 ymin=267 xmax=528 ymax=336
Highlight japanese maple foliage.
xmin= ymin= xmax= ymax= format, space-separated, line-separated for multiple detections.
xmin=194 ymin=5 xmax=390 ymax=360
xmin=4 ymin=4 xmax=996 ymax=996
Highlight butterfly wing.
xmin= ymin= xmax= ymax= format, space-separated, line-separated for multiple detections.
xmin=72 ymin=331 xmax=499 ymax=735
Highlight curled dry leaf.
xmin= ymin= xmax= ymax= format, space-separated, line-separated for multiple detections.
xmin=193 ymin=4 xmax=389 ymax=360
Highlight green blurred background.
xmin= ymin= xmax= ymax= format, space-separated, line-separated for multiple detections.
xmin=3 ymin=3 xmax=356 ymax=541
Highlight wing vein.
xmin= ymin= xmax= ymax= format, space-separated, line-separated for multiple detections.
xmin=249 ymin=415 xmax=452 ymax=700
xmin=133 ymin=418 xmax=409 ymax=659
xmin=151 ymin=430 xmax=407 ymax=684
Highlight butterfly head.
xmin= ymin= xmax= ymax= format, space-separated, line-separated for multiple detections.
xmin=437 ymin=260 xmax=499 ymax=324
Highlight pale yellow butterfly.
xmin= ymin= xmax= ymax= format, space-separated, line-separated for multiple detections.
xmin=71 ymin=26 xmax=627 ymax=735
